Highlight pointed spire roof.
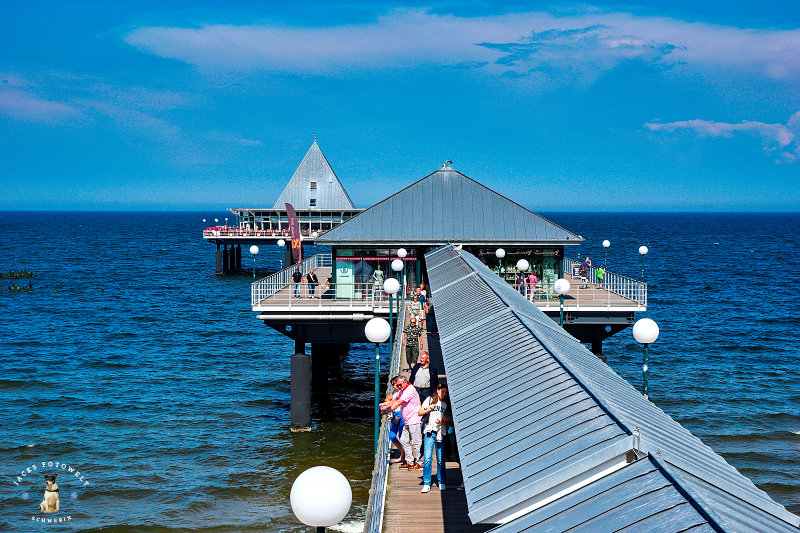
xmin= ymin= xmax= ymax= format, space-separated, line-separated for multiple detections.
xmin=318 ymin=163 xmax=581 ymax=245
xmin=273 ymin=141 xmax=355 ymax=210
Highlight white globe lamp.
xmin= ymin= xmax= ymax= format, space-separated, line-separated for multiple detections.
xmin=516 ymin=259 xmax=529 ymax=272
xmin=249 ymin=245 xmax=259 ymax=255
xmin=633 ymin=318 xmax=659 ymax=345
xmin=278 ymin=239 xmax=286 ymax=248
xmin=639 ymin=245 xmax=648 ymax=255
xmin=554 ymin=278 xmax=570 ymax=327
xmin=383 ymin=277 xmax=400 ymax=295
xmin=397 ymin=248 xmax=407 ymax=258
xmin=554 ymin=278 xmax=570 ymax=296
xmin=633 ymin=318 xmax=659 ymax=399
xmin=290 ymin=466 xmax=352 ymax=529
xmin=365 ymin=317 xmax=391 ymax=343
xmin=312 ymin=231 xmax=319 ymax=239
xmin=495 ymin=248 xmax=506 ymax=258
xmin=391 ymin=259 xmax=403 ymax=272
xmin=603 ymin=240 xmax=610 ymax=248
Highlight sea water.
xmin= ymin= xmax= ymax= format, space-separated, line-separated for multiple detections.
xmin=0 ymin=211 xmax=798 ymax=531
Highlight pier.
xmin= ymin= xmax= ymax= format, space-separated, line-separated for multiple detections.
xmin=203 ymin=140 xmax=361 ymax=273
xmin=235 ymin=150 xmax=799 ymax=531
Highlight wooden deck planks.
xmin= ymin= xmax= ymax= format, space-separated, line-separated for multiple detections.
xmin=384 ymin=312 xmax=491 ymax=533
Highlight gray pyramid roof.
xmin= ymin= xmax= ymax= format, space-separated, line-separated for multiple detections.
xmin=318 ymin=163 xmax=581 ymax=245
xmin=273 ymin=141 xmax=355 ymax=210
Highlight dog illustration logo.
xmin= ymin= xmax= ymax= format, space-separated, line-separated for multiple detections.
xmin=39 ymin=473 xmax=60 ymax=513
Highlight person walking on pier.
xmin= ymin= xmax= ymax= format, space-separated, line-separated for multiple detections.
xmin=306 ymin=269 xmax=319 ymax=297
xmin=402 ymin=317 xmax=423 ymax=371
xmin=408 ymin=294 xmax=425 ymax=329
xmin=292 ymin=268 xmax=302 ymax=298
xmin=410 ymin=351 xmax=439 ymax=404
xmin=380 ymin=376 xmax=422 ymax=469
xmin=596 ymin=266 xmax=604 ymax=290
xmin=419 ymin=382 xmax=449 ymax=493
xmin=527 ymin=272 xmax=538 ymax=302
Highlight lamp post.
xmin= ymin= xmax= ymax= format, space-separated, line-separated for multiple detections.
xmin=639 ymin=245 xmax=648 ymax=281
xmin=632 ymin=318 xmax=659 ymax=399
xmin=249 ymin=245 xmax=259 ymax=282
xmin=365 ymin=317 xmax=391 ymax=453
xmin=554 ymin=278 xmax=570 ymax=327
xmin=391 ymin=259 xmax=404 ymax=318
xmin=397 ymin=248 xmax=407 ymax=309
xmin=384 ymin=278 xmax=400 ymax=347
xmin=278 ymin=239 xmax=286 ymax=270
xmin=496 ymin=248 xmax=505 ymax=278
xmin=603 ymin=240 xmax=610 ymax=270
xmin=516 ymin=258 xmax=529 ymax=296
xmin=291 ymin=466 xmax=352 ymax=532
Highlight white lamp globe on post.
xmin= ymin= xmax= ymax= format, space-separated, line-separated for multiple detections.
xmin=495 ymin=248 xmax=506 ymax=277
xmin=516 ymin=259 xmax=530 ymax=296
xmin=633 ymin=318 xmax=659 ymax=399
xmin=639 ymin=245 xmax=648 ymax=281
xmin=554 ymin=278 xmax=570 ymax=327
xmin=277 ymin=239 xmax=286 ymax=270
xmin=312 ymin=231 xmax=319 ymax=239
xmin=383 ymin=278 xmax=400 ymax=347
xmin=365 ymin=317 xmax=391 ymax=453
xmin=603 ymin=240 xmax=610 ymax=270
xmin=391 ymin=258 xmax=404 ymax=317
xmin=249 ymin=245 xmax=259 ymax=282
xmin=396 ymin=248 xmax=408 ymax=307
xmin=291 ymin=466 xmax=352 ymax=532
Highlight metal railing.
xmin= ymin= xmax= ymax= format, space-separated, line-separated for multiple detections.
xmin=253 ymin=281 xmax=397 ymax=309
xmin=363 ymin=304 xmax=406 ymax=533
xmin=561 ymin=258 xmax=647 ymax=307
xmin=203 ymin=226 xmax=326 ymax=238
xmin=250 ymin=253 xmax=332 ymax=306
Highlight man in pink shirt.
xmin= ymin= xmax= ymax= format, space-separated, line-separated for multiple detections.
xmin=380 ymin=375 xmax=422 ymax=469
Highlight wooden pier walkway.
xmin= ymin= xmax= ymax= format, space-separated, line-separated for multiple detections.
xmin=382 ymin=312 xmax=492 ymax=533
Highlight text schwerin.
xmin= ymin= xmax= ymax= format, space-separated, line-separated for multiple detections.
xmin=31 ymin=515 xmax=73 ymax=523
xmin=12 ymin=461 xmax=90 ymax=487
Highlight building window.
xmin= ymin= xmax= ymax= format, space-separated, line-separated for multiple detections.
xmin=310 ymin=198 xmax=317 ymax=206
xmin=310 ymin=181 xmax=317 ymax=190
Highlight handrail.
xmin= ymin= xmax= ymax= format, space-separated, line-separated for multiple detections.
xmin=203 ymin=227 xmax=327 ymax=237
xmin=363 ymin=303 xmax=406 ymax=533
xmin=562 ymin=258 xmax=647 ymax=307
xmin=250 ymin=254 xmax=332 ymax=306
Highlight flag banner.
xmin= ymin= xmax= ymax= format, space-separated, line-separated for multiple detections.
xmin=286 ymin=203 xmax=302 ymax=265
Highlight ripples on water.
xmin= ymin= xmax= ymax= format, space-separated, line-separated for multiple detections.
xmin=0 ymin=211 xmax=798 ymax=531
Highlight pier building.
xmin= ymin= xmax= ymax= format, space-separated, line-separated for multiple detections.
xmin=203 ymin=140 xmax=362 ymax=273
xmin=250 ymin=161 xmax=647 ymax=433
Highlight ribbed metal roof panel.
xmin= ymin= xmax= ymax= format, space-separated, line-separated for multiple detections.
xmin=490 ymin=458 xmax=712 ymax=533
xmin=273 ymin=141 xmax=356 ymax=210
xmin=425 ymin=244 xmax=799 ymax=531
xmin=317 ymin=164 xmax=581 ymax=244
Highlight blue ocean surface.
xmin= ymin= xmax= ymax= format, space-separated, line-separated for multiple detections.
xmin=1 ymin=211 xmax=798 ymax=531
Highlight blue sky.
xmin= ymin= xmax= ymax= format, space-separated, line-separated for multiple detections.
xmin=1 ymin=1 xmax=799 ymax=211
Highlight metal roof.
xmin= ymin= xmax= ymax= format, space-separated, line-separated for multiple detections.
xmin=317 ymin=163 xmax=581 ymax=245
xmin=273 ymin=141 xmax=356 ymax=210
xmin=425 ymin=244 xmax=800 ymax=532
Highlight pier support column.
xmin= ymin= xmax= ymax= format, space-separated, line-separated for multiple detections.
xmin=591 ymin=327 xmax=607 ymax=363
xmin=215 ymin=244 xmax=222 ymax=274
xmin=235 ymin=245 xmax=242 ymax=270
xmin=222 ymin=245 xmax=230 ymax=274
xmin=311 ymin=343 xmax=329 ymax=392
xmin=291 ymin=334 xmax=311 ymax=432
xmin=284 ymin=246 xmax=293 ymax=268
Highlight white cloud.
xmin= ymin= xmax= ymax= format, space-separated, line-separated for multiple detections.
xmin=124 ymin=9 xmax=800 ymax=81
xmin=0 ymin=88 xmax=80 ymax=122
xmin=205 ymin=131 xmax=263 ymax=147
xmin=646 ymin=112 xmax=800 ymax=161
